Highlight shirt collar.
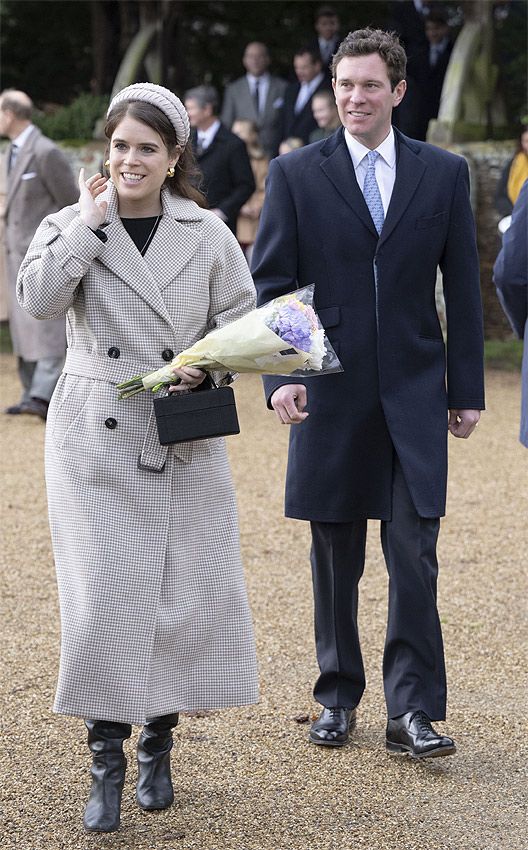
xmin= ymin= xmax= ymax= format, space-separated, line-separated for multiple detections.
xmin=199 ymin=119 xmax=221 ymax=146
xmin=246 ymin=72 xmax=270 ymax=85
xmin=344 ymin=126 xmax=396 ymax=170
xmin=300 ymin=72 xmax=324 ymax=92
xmin=12 ymin=123 xmax=35 ymax=150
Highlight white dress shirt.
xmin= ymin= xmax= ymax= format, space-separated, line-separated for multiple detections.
xmin=344 ymin=127 xmax=397 ymax=215
xmin=246 ymin=73 xmax=270 ymax=114
xmin=197 ymin=119 xmax=221 ymax=151
xmin=294 ymin=72 xmax=324 ymax=114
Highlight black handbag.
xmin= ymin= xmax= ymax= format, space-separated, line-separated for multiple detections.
xmin=153 ymin=376 xmax=240 ymax=445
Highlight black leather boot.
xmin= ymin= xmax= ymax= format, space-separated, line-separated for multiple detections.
xmin=83 ymin=719 xmax=132 ymax=833
xmin=136 ymin=713 xmax=179 ymax=810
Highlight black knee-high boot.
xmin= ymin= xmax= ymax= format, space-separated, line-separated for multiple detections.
xmin=136 ymin=713 xmax=179 ymax=810
xmin=83 ymin=719 xmax=132 ymax=833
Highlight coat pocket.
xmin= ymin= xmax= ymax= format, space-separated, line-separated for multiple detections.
xmin=317 ymin=306 xmax=340 ymax=329
xmin=415 ymin=212 xmax=448 ymax=230
xmin=51 ymin=375 xmax=94 ymax=450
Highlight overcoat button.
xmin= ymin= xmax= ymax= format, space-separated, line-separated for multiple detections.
xmin=104 ymin=418 xmax=117 ymax=429
xmin=108 ymin=347 xmax=120 ymax=359
xmin=162 ymin=348 xmax=174 ymax=361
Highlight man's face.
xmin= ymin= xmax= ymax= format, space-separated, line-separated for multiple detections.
xmin=294 ymin=53 xmax=322 ymax=84
xmin=0 ymin=102 xmax=12 ymax=138
xmin=316 ymin=14 xmax=339 ymax=41
xmin=333 ymin=53 xmax=406 ymax=149
xmin=425 ymin=21 xmax=449 ymax=45
xmin=243 ymin=43 xmax=270 ymax=77
xmin=184 ymin=98 xmax=211 ymax=130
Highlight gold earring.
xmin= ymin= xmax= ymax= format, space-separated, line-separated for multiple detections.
xmin=167 ymin=166 xmax=175 ymax=178
xmin=104 ymin=160 xmax=110 ymax=167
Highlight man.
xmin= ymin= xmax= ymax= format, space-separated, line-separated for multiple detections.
xmin=279 ymin=47 xmax=331 ymax=146
xmin=221 ymin=42 xmax=287 ymax=157
xmin=493 ymin=179 xmax=528 ymax=448
xmin=185 ymin=85 xmax=255 ymax=234
xmin=308 ymin=5 xmax=342 ymax=78
xmin=252 ymin=28 xmax=484 ymax=759
xmin=395 ymin=8 xmax=454 ymax=140
xmin=0 ymin=89 xmax=77 ymax=419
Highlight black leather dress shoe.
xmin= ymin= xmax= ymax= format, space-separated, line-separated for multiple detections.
xmin=386 ymin=710 xmax=456 ymax=759
xmin=309 ymin=707 xmax=356 ymax=747
xmin=5 ymin=398 xmax=48 ymax=420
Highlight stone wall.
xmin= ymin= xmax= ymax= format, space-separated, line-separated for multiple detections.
xmin=449 ymin=141 xmax=517 ymax=339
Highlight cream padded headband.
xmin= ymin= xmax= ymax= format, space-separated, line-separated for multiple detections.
xmin=107 ymin=83 xmax=190 ymax=146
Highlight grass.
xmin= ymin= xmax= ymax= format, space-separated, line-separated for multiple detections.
xmin=484 ymin=338 xmax=523 ymax=371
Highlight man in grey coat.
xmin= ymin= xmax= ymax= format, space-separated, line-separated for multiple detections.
xmin=221 ymin=42 xmax=287 ymax=157
xmin=0 ymin=89 xmax=78 ymax=419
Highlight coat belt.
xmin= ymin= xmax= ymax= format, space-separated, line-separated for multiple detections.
xmin=63 ymin=349 xmax=179 ymax=472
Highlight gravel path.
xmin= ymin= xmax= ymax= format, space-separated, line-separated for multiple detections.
xmin=1 ymin=355 xmax=526 ymax=850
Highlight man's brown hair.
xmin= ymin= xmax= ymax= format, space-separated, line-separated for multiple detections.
xmin=332 ymin=28 xmax=407 ymax=90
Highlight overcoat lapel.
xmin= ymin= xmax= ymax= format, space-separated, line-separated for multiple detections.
xmin=319 ymin=129 xmax=427 ymax=243
xmin=378 ymin=132 xmax=426 ymax=246
xmin=5 ymin=126 xmax=39 ymax=211
xmin=319 ymin=131 xmax=378 ymax=238
xmin=99 ymin=186 xmax=204 ymax=328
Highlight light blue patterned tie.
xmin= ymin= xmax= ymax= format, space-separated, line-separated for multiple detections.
xmin=363 ymin=150 xmax=385 ymax=235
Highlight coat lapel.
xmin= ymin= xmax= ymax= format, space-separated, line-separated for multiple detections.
xmin=319 ymin=129 xmax=378 ymax=237
xmin=99 ymin=185 xmax=204 ymax=326
xmin=378 ymin=131 xmax=426 ymax=246
xmin=320 ymin=129 xmax=428 ymax=243
xmin=5 ymin=126 xmax=40 ymax=211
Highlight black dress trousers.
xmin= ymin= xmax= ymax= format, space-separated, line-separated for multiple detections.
xmin=310 ymin=455 xmax=447 ymax=720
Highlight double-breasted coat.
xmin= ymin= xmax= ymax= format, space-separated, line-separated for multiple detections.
xmin=252 ymin=128 xmax=485 ymax=521
xmin=17 ymin=185 xmax=259 ymax=724
xmin=3 ymin=126 xmax=78 ymax=360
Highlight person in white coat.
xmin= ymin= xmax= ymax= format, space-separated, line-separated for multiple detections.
xmin=17 ymin=83 xmax=258 ymax=834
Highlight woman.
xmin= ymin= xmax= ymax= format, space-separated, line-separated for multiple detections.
xmin=494 ymin=123 xmax=528 ymax=218
xmin=231 ymin=119 xmax=269 ymax=262
xmin=17 ymin=83 xmax=258 ymax=833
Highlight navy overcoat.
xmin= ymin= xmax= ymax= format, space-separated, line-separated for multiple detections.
xmin=251 ymin=128 xmax=485 ymax=520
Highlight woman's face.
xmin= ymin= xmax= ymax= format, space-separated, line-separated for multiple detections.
xmin=521 ymin=130 xmax=528 ymax=155
xmin=109 ymin=115 xmax=178 ymax=214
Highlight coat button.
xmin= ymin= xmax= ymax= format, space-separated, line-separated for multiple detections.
xmin=162 ymin=348 xmax=174 ymax=361
xmin=104 ymin=418 xmax=117 ymax=429
xmin=108 ymin=347 xmax=120 ymax=359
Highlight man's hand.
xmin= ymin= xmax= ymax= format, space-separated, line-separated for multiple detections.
xmin=271 ymin=384 xmax=308 ymax=425
xmin=448 ymin=409 xmax=480 ymax=439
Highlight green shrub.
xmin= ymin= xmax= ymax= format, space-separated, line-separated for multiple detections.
xmin=34 ymin=93 xmax=108 ymax=142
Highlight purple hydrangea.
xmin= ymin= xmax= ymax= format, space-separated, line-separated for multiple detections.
xmin=268 ymin=302 xmax=313 ymax=352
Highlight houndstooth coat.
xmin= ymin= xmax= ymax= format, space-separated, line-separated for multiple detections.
xmin=17 ymin=185 xmax=259 ymax=724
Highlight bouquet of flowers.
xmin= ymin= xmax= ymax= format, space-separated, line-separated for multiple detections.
xmin=117 ymin=284 xmax=343 ymax=399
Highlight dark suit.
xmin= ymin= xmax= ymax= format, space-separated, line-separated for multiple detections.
xmin=252 ymin=127 xmax=484 ymax=718
xmin=280 ymin=77 xmax=332 ymax=145
xmin=191 ymin=124 xmax=255 ymax=233
xmin=306 ymin=35 xmax=341 ymax=79
xmin=395 ymin=40 xmax=453 ymax=140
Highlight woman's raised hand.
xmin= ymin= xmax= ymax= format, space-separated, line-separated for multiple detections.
xmin=78 ymin=168 xmax=108 ymax=230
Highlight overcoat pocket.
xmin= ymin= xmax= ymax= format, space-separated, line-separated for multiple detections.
xmin=51 ymin=375 xmax=94 ymax=450
xmin=415 ymin=212 xmax=448 ymax=230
